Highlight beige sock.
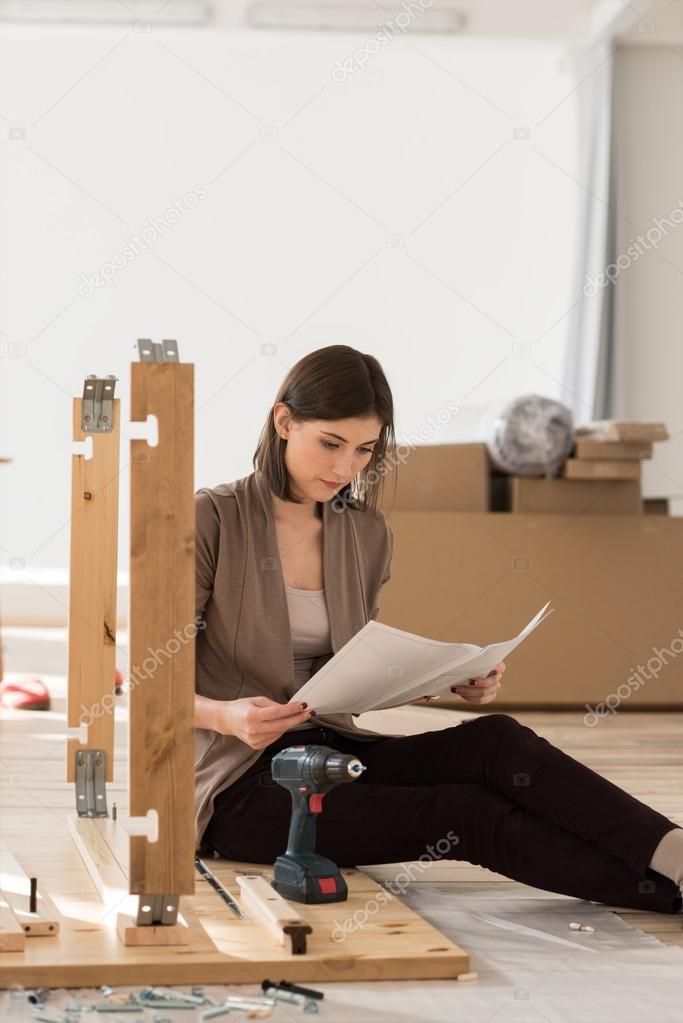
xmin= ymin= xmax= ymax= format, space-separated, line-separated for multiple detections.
xmin=649 ymin=826 xmax=683 ymax=886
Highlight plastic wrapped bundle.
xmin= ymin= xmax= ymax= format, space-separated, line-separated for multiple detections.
xmin=487 ymin=395 xmax=574 ymax=476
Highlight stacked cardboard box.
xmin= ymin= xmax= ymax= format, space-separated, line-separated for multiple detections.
xmin=507 ymin=421 xmax=670 ymax=515
xmin=564 ymin=420 xmax=668 ymax=482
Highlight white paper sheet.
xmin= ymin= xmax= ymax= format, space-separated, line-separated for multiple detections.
xmin=290 ymin=602 xmax=554 ymax=715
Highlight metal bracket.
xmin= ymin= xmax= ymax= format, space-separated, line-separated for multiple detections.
xmin=81 ymin=375 xmax=117 ymax=433
xmin=137 ymin=339 xmax=179 ymax=363
xmin=136 ymin=894 xmax=179 ymax=926
xmin=74 ymin=749 xmax=108 ymax=817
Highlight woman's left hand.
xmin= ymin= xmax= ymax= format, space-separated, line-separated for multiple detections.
xmin=449 ymin=661 xmax=506 ymax=705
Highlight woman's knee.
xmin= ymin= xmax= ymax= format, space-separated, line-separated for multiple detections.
xmin=455 ymin=713 xmax=537 ymax=758
xmin=460 ymin=712 xmax=526 ymax=737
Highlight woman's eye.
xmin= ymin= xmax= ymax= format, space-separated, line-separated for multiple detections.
xmin=321 ymin=440 xmax=373 ymax=454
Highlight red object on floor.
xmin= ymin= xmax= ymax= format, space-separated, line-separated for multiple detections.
xmin=0 ymin=676 xmax=51 ymax=711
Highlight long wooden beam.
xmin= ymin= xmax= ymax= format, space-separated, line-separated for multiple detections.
xmin=66 ymin=389 xmax=120 ymax=785
xmin=128 ymin=357 xmax=195 ymax=898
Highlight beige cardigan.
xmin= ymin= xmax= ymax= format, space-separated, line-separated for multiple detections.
xmin=194 ymin=468 xmax=396 ymax=846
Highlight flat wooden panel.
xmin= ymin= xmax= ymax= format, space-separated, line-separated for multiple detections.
xmin=0 ymin=861 xmax=468 ymax=987
xmin=66 ymin=399 xmax=120 ymax=783
xmin=129 ymin=362 xmax=195 ymax=896
xmin=380 ymin=511 xmax=683 ymax=707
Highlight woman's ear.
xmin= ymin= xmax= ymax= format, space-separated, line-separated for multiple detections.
xmin=273 ymin=402 xmax=293 ymax=439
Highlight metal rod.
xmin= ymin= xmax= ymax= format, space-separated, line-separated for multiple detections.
xmin=195 ymin=857 xmax=243 ymax=919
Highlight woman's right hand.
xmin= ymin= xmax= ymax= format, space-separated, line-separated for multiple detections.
xmin=216 ymin=696 xmax=315 ymax=750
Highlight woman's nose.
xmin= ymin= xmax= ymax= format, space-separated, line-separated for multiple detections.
xmin=332 ymin=454 xmax=355 ymax=479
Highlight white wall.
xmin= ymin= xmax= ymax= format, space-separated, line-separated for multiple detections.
xmin=613 ymin=42 xmax=683 ymax=509
xmin=0 ymin=24 xmax=583 ymax=586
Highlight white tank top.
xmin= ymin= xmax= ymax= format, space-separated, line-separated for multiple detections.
xmin=284 ymin=584 xmax=331 ymax=731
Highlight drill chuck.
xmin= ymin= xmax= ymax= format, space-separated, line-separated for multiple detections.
xmin=271 ymin=746 xmax=366 ymax=788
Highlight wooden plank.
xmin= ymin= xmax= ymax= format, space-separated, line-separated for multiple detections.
xmin=66 ymin=395 xmax=121 ymax=784
xmin=1 ymin=891 xmax=59 ymax=938
xmin=0 ymin=897 xmax=25 ymax=953
xmin=116 ymin=913 xmax=190 ymax=946
xmin=129 ymin=361 xmax=195 ymax=897
xmin=236 ymin=874 xmax=312 ymax=954
xmin=66 ymin=815 xmax=130 ymax=910
xmin=0 ymin=844 xmax=60 ymax=937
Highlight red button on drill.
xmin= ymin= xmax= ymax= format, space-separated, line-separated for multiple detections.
xmin=317 ymin=876 xmax=337 ymax=895
xmin=309 ymin=793 xmax=325 ymax=814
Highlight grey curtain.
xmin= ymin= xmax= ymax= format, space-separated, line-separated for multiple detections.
xmin=563 ymin=43 xmax=618 ymax=423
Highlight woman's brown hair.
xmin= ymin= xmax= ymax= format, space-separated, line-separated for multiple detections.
xmin=253 ymin=345 xmax=396 ymax=514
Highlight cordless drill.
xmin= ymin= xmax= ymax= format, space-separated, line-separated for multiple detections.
xmin=270 ymin=745 xmax=366 ymax=904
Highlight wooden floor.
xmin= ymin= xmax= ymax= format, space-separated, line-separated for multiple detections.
xmin=1 ymin=686 xmax=682 ymax=970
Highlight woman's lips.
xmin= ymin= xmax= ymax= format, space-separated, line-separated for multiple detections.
xmin=321 ymin=480 xmax=343 ymax=490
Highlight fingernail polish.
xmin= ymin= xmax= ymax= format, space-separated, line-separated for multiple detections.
xmin=487 ymin=669 xmax=497 ymax=677
xmin=309 ymin=710 xmax=317 ymax=716
xmin=469 ymin=680 xmax=477 ymax=686
xmin=301 ymin=703 xmax=308 ymax=709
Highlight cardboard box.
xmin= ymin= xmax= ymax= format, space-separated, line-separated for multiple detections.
xmin=378 ymin=510 xmax=683 ymax=708
xmin=510 ymin=477 xmax=642 ymax=515
xmin=564 ymin=459 xmax=641 ymax=481
xmin=575 ymin=420 xmax=669 ymax=442
xmin=379 ymin=443 xmax=490 ymax=512
xmin=575 ymin=439 xmax=652 ymax=460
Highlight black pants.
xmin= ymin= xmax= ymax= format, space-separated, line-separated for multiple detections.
xmin=204 ymin=714 xmax=683 ymax=914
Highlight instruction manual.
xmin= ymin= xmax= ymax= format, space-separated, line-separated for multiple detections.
xmin=290 ymin=602 xmax=554 ymax=715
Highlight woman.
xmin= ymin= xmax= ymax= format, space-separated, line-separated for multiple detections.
xmin=194 ymin=345 xmax=683 ymax=914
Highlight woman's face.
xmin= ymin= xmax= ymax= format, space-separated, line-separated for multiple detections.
xmin=273 ymin=403 xmax=383 ymax=504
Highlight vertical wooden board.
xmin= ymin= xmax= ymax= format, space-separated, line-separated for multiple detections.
xmin=66 ymin=398 xmax=120 ymax=784
xmin=129 ymin=362 xmax=195 ymax=896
